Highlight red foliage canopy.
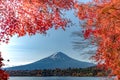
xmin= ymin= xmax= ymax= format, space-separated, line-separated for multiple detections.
xmin=0 ymin=0 xmax=74 ymax=80
xmin=0 ymin=0 xmax=74 ymax=43
xmin=75 ymin=0 xmax=120 ymax=79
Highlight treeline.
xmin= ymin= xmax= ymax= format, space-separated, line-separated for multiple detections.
xmin=6 ymin=66 xmax=109 ymax=77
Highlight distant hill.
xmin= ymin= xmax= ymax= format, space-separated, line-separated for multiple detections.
xmin=5 ymin=52 xmax=95 ymax=70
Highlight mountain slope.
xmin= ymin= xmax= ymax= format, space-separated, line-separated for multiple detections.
xmin=5 ymin=52 xmax=95 ymax=70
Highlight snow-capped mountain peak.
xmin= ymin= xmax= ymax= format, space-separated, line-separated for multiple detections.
xmin=50 ymin=52 xmax=61 ymax=59
xmin=50 ymin=52 xmax=64 ymax=57
xmin=49 ymin=52 xmax=71 ymax=60
xmin=5 ymin=52 xmax=95 ymax=70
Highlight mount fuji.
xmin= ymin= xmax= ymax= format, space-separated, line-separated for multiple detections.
xmin=5 ymin=52 xmax=95 ymax=70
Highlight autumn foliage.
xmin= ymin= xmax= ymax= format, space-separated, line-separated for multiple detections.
xmin=75 ymin=0 xmax=120 ymax=79
xmin=0 ymin=52 xmax=8 ymax=80
xmin=0 ymin=0 xmax=74 ymax=80
xmin=1 ymin=0 xmax=120 ymax=80
xmin=0 ymin=0 xmax=74 ymax=43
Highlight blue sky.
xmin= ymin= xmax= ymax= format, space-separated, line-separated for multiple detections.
xmin=1 ymin=0 xmax=95 ymax=67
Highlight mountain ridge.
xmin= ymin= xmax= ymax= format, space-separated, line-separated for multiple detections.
xmin=5 ymin=52 xmax=95 ymax=70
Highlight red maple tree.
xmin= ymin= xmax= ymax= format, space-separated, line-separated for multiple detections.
xmin=0 ymin=0 xmax=74 ymax=79
xmin=0 ymin=52 xmax=8 ymax=80
xmin=1 ymin=0 xmax=120 ymax=80
xmin=75 ymin=0 xmax=120 ymax=79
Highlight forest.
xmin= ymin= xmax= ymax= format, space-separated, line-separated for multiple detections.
xmin=6 ymin=66 xmax=110 ymax=77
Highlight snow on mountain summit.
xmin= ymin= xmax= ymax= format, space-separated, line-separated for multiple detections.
xmin=49 ymin=52 xmax=70 ymax=59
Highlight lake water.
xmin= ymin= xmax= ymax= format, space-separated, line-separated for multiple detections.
xmin=9 ymin=77 xmax=115 ymax=80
